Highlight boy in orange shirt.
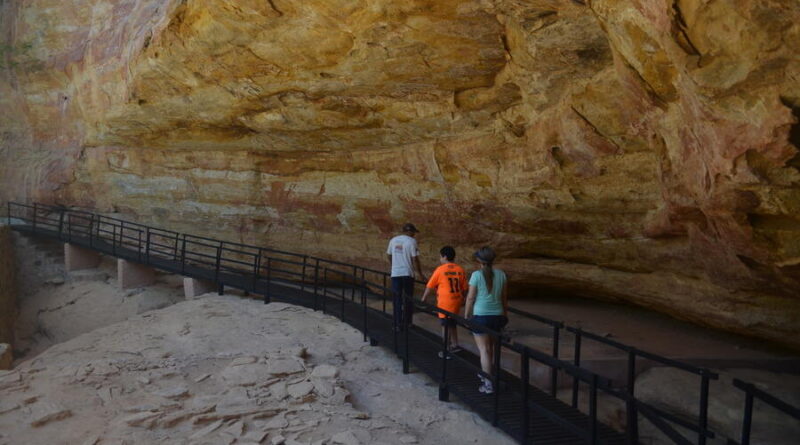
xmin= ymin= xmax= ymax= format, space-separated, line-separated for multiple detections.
xmin=421 ymin=246 xmax=467 ymax=357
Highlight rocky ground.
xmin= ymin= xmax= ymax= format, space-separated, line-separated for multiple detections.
xmin=13 ymin=258 xmax=185 ymax=359
xmin=0 ymin=295 xmax=516 ymax=445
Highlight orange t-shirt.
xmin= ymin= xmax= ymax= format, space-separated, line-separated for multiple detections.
xmin=426 ymin=262 xmax=467 ymax=318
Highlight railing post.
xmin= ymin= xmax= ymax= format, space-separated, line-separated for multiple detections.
xmin=362 ymin=281 xmax=368 ymax=342
xmin=111 ymin=220 xmax=117 ymax=256
xmin=382 ymin=274 xmax=388 ymax=314
xmin=626 ymin=349 xmax=638 ymax=445
xmin=180 ymin=234 xmax=187 ymax=274
xmin=137 ymin=229 xmax=142 ymax=262
xmin=145 ymin=228 xmax=151 ymax=265
xmin=32 ymin=203 xmax=37 ymax=231
xmin=493 ymin=333 xmax=502 ymax=426
xmin=173 ymin=232 xmax=180 ymax=261
xmin=340 ymin=279 xmax=346 ymax=321
xmin=551 ymin=324 xmax=560 ymax=396
xmin=264 ymin=257 xmax=272 ymax=304
xmin=300 ymin=255 xmax=308 ymax=293
xmin=572 ymin=328 xmax=582 ymax=408
xmin=322 ymin=268 xmax=328 ymax=314
xmin=740 ymin=389 xmax=753 ymax=445
xmin=521 ymin=348 xmax=530 ymax=445
xmin=351 ymin=265 xmax=357 ymax=301
xmin=699 ymin=371 xmax=710 ymax=445
xmin=439 ymin=319 xmax=450 ymax=402
xmin=214 ymin=241 xmax=222 ymax=282
xmin=89 ymin=214 xmax=95 ymax=248
xmin=57 ymin=208 xmax=65 ymax=240
xmin=589 ymin=374 xmax=598 ymax=445
xmin=252 ymin=249 xmax=261 ymax=293
xmin=313 ymin=259 xmax=320 ymax=311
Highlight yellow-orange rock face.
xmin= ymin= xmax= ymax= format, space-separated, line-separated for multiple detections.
xmin=1 ymin=0 xmax=799 ymax=347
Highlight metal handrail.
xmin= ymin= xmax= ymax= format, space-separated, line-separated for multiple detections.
xmin=730 ymin=378 xmax=800 ymax=445
xmin=8 ymin=201 xmax=738 ymax=444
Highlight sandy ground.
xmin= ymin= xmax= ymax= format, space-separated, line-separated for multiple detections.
xmin=0 ymin=295 xmax=516 ymax=445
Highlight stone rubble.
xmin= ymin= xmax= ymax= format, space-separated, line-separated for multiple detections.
xmin=0 ymin=296 xmax=516 ymax=445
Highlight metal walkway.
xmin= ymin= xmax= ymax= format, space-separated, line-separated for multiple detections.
xmin=8 ymin=202 xmax=797 ymax=445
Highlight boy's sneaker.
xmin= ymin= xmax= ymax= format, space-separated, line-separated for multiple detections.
xmin=438 ymin=351 xmax=452 ymax=360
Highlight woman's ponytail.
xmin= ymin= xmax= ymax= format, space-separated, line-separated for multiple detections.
xmin=474 ymin=246 xmax=497 ymax=293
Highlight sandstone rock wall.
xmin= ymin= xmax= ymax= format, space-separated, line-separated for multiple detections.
xmin=1 ymin=1 xmax=798 ymax=347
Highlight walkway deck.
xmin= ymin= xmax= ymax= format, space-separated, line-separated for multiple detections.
xmin=11 ymin=222 xmax=626 ymax=445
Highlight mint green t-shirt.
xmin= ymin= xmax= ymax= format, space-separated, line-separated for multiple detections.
xmin=468 ymin=269 xmax=507 ymax=316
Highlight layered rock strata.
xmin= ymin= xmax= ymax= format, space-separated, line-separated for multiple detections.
xmin=0 ymin=1 xmax=798 ymax=346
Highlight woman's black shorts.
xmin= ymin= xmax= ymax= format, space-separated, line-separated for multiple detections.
xmin=470 ymin=315 xmax=508 ymax=335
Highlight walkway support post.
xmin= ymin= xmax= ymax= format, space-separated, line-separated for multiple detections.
xmin=572 ymin=328 xmax=582 ymax=408
xmin=493 ymin=333 xmax=501 ymax=426
xmin=439 ymin=318 xmax=450 ymax=402
xmin=699 ymin=371 xmax=710 ymax=445
xmin=183 ymin=277 xmax=215 ymax=299
xmin=626 ymin=349 xmax=638 ymax=445
xmin=740 ymin=390 xmax=754 ymax=445
xmin=117 ymin=258 xmax=156 ymax=289
xmin=521 ymin=348 xmax=530 ymax=445
xmin=65 ymin=243 xmax=101 ymax=271
xmin=590 ymin=374 xmax=598 ymax=444
xmin=551 ymin=324 xmax=560 ymax=396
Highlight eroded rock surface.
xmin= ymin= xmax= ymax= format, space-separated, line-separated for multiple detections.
xmin=0 ymin=296 xmax=514 ymax=445
xmin=0 ymin=1 xmax=798 ymax=345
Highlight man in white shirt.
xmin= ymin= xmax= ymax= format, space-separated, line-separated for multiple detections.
xmin=386 ymin=223 xmax=426 ymax=329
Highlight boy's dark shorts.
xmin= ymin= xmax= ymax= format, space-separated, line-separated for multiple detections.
xmin=439 ymin=317 xmax=457 ymax=327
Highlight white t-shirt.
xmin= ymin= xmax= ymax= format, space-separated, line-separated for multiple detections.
xmin=386 ymin=234 xmax=419 ymax=277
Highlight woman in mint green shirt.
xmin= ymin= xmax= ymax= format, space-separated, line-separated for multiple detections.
xmin=464 ymin=246 xmax=508 ymax=394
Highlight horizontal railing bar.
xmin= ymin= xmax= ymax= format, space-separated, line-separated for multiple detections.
xmin=507 ymin=307 xmax=563 ymax=327
xmin=733 ymin=379 xmax=800 ymax=419
xmin=182 ymin=238 xmax=219 ymax=249
xmin=220 ymin=257 xmax=256 ymax=268
xmin=263 ymin=257 xmax=305 ymax=267
xmin=220 ymin=246 xmax=258 ymax=256
xmin=644 ymin=403 xmax=715 ymax=437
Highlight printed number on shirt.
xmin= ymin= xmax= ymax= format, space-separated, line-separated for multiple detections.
xmin=447 ymin=277 xmax=461 ymax=294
